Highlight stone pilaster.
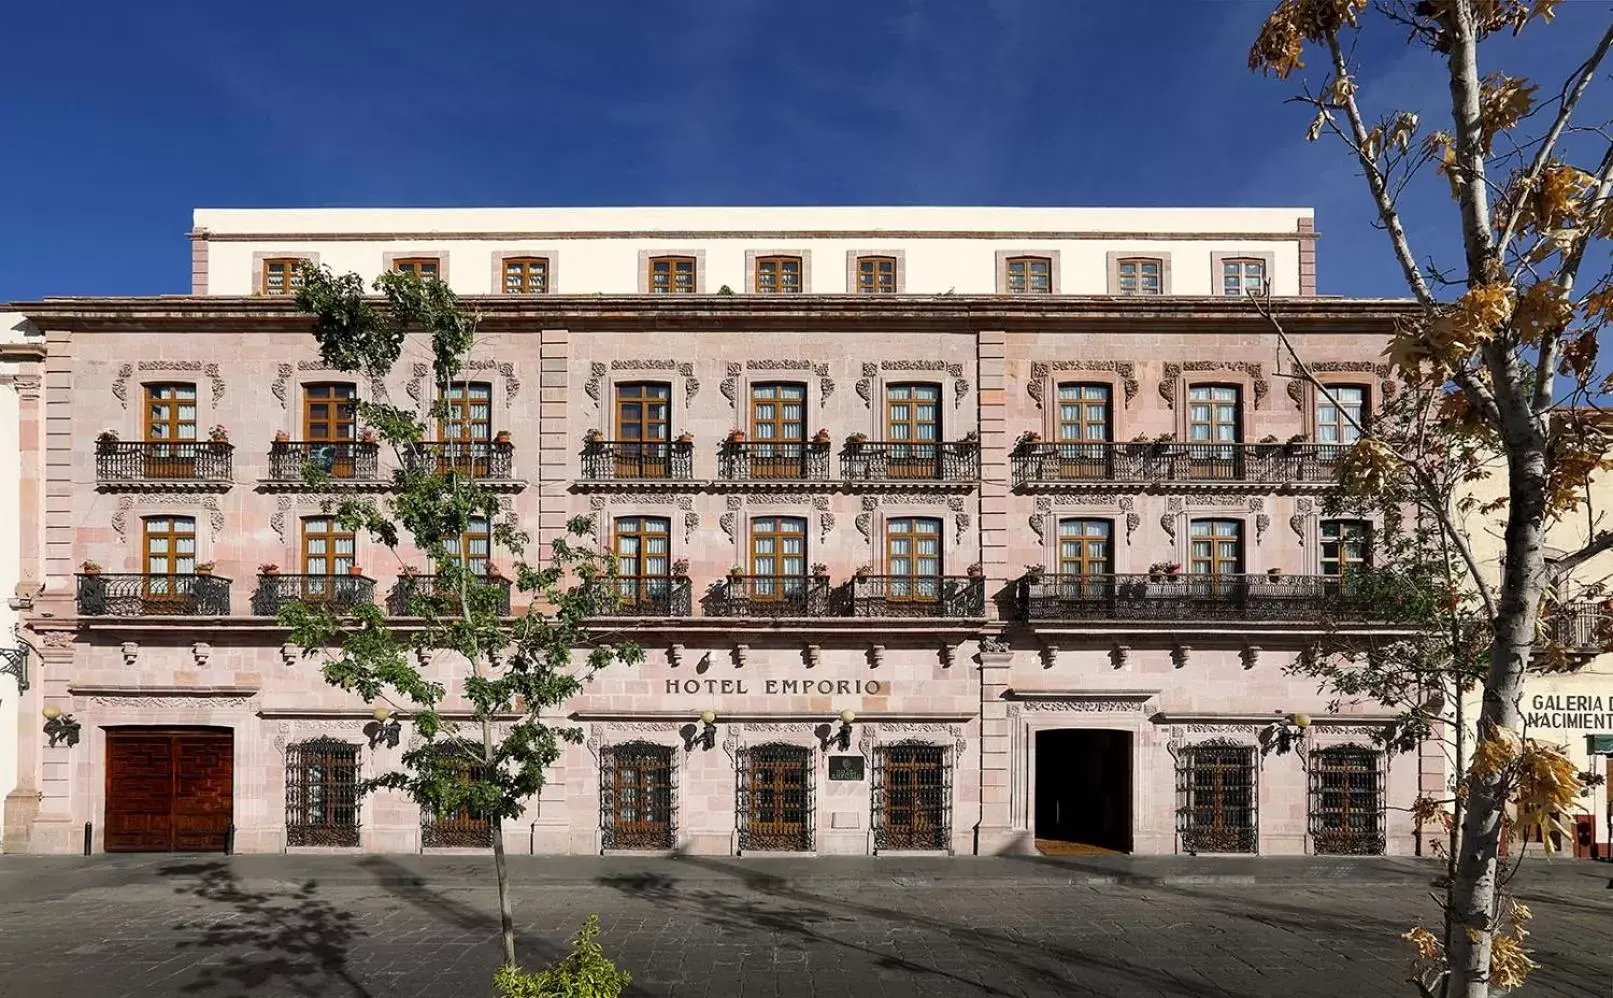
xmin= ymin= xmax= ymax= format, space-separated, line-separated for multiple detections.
xmin=42 ymin=330 xmax=72 ymax=585
xmin=976 ymin=330 xmax=1008 ymax=613
xmin=1298 ymin=218 xmax=1317 ymax=296
xmin=975 ymin=648 xmax=1019 ymax=853
xmin=537 ymin=328 xmax=571 ymax=555
xmin=189 ymin=228 xmax=210 ymax=294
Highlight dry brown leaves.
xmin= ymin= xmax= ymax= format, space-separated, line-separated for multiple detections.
xmin=1248 ymin=0 xmax=1368 ymax=77
xmin=1478 ymin=74 xmax=1537 ymax=154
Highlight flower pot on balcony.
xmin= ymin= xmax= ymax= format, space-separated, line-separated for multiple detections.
xmin=1267 ymin=568 xmax=1283 ymax=579
xmin=494 ymin=431 xmax=512 ymax=445
xmin=195 ymin=565 xmax=215 ymax=577
xmin=273 ymin=430 xmax=290 ymax=443
xmin=81 ymin=561 xmax=102 ymax=576
xmin=727 ymin=431 xmax=746 ymax=444
xmin=675 ymin=433 xmax=694 ymax=445
xmin=348 ymin=565 xmax=364 ymax=577
xmin=259 ymin=564 xmax=280 ymax=576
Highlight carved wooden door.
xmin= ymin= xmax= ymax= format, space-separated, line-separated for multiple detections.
xmin=105 ymin=729 xmax=233 ymax=852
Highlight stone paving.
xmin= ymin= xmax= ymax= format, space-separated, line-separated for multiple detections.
xmin=0 ymin=854 xmax=1607 ymax=998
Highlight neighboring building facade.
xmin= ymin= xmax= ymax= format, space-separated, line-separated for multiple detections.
xmin=4 ymin=206 xmax=1431 ymax=857
xmin=0 ymin=313 xmax=43 ymax=847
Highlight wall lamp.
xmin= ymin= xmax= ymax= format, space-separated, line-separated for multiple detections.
xmin=834 ymin=709 xmax=855 ymax=751
xmin=1261 ymin=712 xmax=1311 ymax=756
xmin=0 ymin=626 xmax=28 ymax=691
xmin=682 ymin=709 xmax=718 ymax=751
xmin=366 ymin=706 xmax=402 ymax=749
xmin=42 ymin=705 xmax=80 ymax=748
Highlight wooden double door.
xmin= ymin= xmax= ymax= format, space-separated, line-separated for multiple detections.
xmin=105 ymin=728 xmax=234 ymax=852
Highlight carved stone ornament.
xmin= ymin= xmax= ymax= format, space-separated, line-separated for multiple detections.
xmin=978 ymin=636 xmax=1011 ymax=655
xmin=40 ymin=631 xmax=76 ymax=649
xmin=586 ymin=362 xmax=608 ymax=405
xmin=855 ymin=495 xmax=880 ymax=541
xmin=462 ymin=360 xmax=521 ymax=407
xmin=117 ymin=361 xmax=225 ymax=408
xmin=1291 ymin=497 xmax=1315 ymax=546
xmin=948 ymin=495 xmax=970 ymax=535
xmin=83 ymin=694 xmax=256 ymax=711
xmin=114 ymin=495 xmax=223 ymax=539
xmin=1159 ymin=362 xmax=1267 ymax=411
xmin=721 ymin=363 xmax=742 ymax=408
xmin=1018 ymin=693 xmax=1156 ymax=712
xmin=1027 ymin=361 xmax=1139 ymax=409
xmin=407 ymin=363 xmax=430 ymax=407
xmin=1120 ymin=496 xmax=1140 ymax=546
xmin=1161 ymin=496 xmax=1184 ymax=544
xmin=1029 ymin=496 xmax=1052 ymax=542
xmin=1108 ymin=644 xmax=1128 ymax=670
xmin=855 ymin=363 xmax=876 ymax=407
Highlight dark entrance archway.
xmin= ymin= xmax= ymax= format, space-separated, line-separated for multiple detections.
xmin=1034 ymin=728 xmax=1132 ymax=853
xmin=105 ymin=727 xmax=234 ymax=852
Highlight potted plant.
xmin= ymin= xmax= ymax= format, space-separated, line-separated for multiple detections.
xmin=259 ymin=563 xmax=280 ymax=576
xmin=675 ymin=431 xmax=694 ymax=446
xmin=494 ymin=430 xmax=512 ymax=445
xmin=812 ymin=427 xmax=832 ymax=446
xmin=1147 ymin=561 xmax=1171 ymax=583
xmin=358 ymin=427 xmax=377 ymax=444
xmin=81 ymin=560 xmax=103 ymax=576
xmin=1164 ymin=562 xmax=1182 ymax=579
xmin=853 ymin=564 xmax=872 ymax=580
xmin=1016 ymin=429 xmax=1043 ymax=450
xmin=671 ymin=557 xmax=690 ymax=578
xmin=726 ymin=428 xmax=747 ymax=444
xmin=195 ymin=561 xmax=216 ymax=576
xmin=1267 ymin=566 xmax=1284 ymax=579
xmin=582 ymin=428 xmax=604 ymax=446
xmin=207 ymin=425 xmax=229 ymax=445
xmin=728 ymin=565 xmax=746 ymax=580
xmin=273 ymin=429 xmax=291 ymax=443
xmin=966 ymin=562 xmax=983 ymax=578
xmin=962 ymin=430 xmax=980 ymax=445
xmin=846 ymin=431 xmax=869 ymax=447
xmin=348 ymin=564 xmax=365 ymax=577
xmin=811 ymin=562 xmax=829 ymax=579
xmin=1286 ymin=433 xmax=1310 ymax=450
xmin=96 ymin=429 xmax=119 ymax=450
xmin=1024 ymin=564 xmax=1045 ymax=584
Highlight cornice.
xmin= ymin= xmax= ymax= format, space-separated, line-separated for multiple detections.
xmin=9 ymin=294 xmax=1418 ymax=334
xmin=189 ymin=228 xmax=1321 ymax=243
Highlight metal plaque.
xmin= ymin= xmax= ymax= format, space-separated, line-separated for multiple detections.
xmin=828 ymin=755 xmax=865 ymax=781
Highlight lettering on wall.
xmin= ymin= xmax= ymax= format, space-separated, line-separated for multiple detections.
xmin=664 ymin=679 xmax=885 ymax=696
xmin=1525 ymin=693 xmax=1613 ymax=730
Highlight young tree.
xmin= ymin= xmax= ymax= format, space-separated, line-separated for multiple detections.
xmin=285 ymin=266 xmax=641 ymax=977
xmin=1249 ymin=2 xmax=1611 ymax=995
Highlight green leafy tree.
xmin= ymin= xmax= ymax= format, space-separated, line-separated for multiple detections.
xmin=286 ymin=265 xmax=642 ymax=971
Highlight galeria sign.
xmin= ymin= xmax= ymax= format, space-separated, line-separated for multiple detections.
xmin=1525 ymin=693 xmax=1613 ymax=730
xmin=664 ymin=679 xmax=885 ymax=696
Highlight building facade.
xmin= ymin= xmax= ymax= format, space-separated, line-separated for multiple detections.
xmin=4 ymin=207 xmax=1435 ymax=857
xmin=0 ymin=313 xmax=43 ymax=847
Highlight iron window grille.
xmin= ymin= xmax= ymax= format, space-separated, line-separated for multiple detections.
xmin=873 ymin=741 xmax=951 ymax=852
xmin=1176 ymin=742 xmax=1258 ymax=854
xmin=285 ymin=738 xmax=362 ymax=847
xmin=600 ymin=741 xmax=676 ymax=850
xmin=737 ymin=742 xmax=814 ymax=852
xmin=420 ymin=742 xmax=494 ymax=849
xmin=1309 ymin=746 xmax=1386 ymax=855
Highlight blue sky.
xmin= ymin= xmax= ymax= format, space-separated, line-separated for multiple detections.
xmin=0 ymin=0 xmax=1604 ymax=303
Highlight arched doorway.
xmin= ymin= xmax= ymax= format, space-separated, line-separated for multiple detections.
xmin=1034 ymin=728 xmax=1132 ymax=854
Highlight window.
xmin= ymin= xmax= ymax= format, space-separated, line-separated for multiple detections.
xmin=441 ymin=516 xmax=490 ymax=578
xmin=614 ymin=382 xmax=671 ymax=478
xmin=1053 ymin=383 xmax=1111 ymax=479
xmin=856 ymin=255 xmax=897 ymax=294
xmin=302 ymin=516 xmax=356 ymax=579
xmin=142 ymin=515 xmax=197 ymax=606
xmin=393 ymin=257 xmax=440 ymax=279
xmin=614 ymin=516 xmax=671 ymax=612
xmin=602 ymin=741 xmax=674 ymax=849
xmin=648 ymin=255 xmax=696 ymax=294
xmin=438 ymin=381 xmax=492 ymax=476
xmin=886 ymin=517 xmax=942 ymax=600
xmin=1006 ymin=256 xmax=1052 ymax=294
xmin=1188 ymin=384 xmax=1242 ymax=478
xmin=749 ymin=382 xmax=807 ymax=478
xmin=143 ymin=383 xmax=200 ymax=476
xmin=420 ymin=744 xmax=491 ymax=848
xmin=1190 ymin=519 xmax=1243 ymax=576
xmin=1116 ymin=258 xmax=1163 ymax=296
xmin=1177 ymin=743 xmax=1257 ymax=854
xmin=502 ymin=257 xmax=549 ymax=294
xmin=301 ymin=382 xmax=359 ymax=478
xmin=1310 ymin=747 xmax=1385 ymax=855
xmin=754 ymin=255 xmax=803 ymax=293
xmin=262 ymin=258 xmax=306 ymax=296
xmin=1057 ymin=519 xmax=1112 ymax=577
xmin=750 ymin=516 xmax=807 ymax=602
xmin=874 ymin=742 xmax=949 ymax=851
xmin=1221 ymin=258 xmax=1267 ymax=297
xmin=285 ymin=739 xmax=361 ymax=847
xmin=1320 ymin=520 xmax=1371 ymax=577
xmin=1317 ymin=385 xmax=1367 ymax=448
xmin=738 ymin=743 xmax=813 ymax=851
xmin=886 ymin=383 xmax=940 ymax=478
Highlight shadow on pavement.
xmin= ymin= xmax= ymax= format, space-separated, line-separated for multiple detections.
xmin=158 ymin=860 xmax=370 ymax=997
xmin=357 ymin=855 xmax=498 ymax=932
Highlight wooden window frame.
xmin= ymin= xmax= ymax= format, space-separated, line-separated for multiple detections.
xmin=301 ymin=515 xmax=356 ymax=578
xmin=752 ymin=255 xmax=804 ymax=294
xmin=1189 ymin=519 xmax=1244 ymax=577
xmin=390 ymin=256 xmax=442 ymax=280
xmin=1187 ymin=384 xmax=1243 ymax=444
xmin=647 ymin=255 xmax=698 ymax=294
xmin=854 ymin=254 xmax=898 ymax=294
xmin=749 ymin=516 xmax=808 ymax=603
xmin=613 ymin=381 xmax=673 ymax=479
xmin=285 ymin=738 xmax=361 ymax=847
xmin=1316 ymin=384 xmax=1369 ymax=447
xmin=884 ymin=382 xmax=941 ymax=477
xmin=885 ymin=516 xmax=943 ymax=600
xmin=613 ymin=515 xmax=672 ymax=607
xmin=500 ymin=256 xmax=550 ymax=294
xmin=995 ymin=250 xmax=1060 ymax=293
xmin=302 ymin=382 xmax=357 ymax=442
xmin=1320 ymin=520 xmax=1371 ymax=577
xmin=1055 ymin=383 xmax=1112 ymax=443
xmin=603 ymin=741 xmax=675 ymax=850
xmin=260 ymin=257 xmax=307 ymax=296
xmin=1106 ymin=253 xmax=1171 ymax=295
xmin=1056 ymin=518 xmax=1113 ymax=577
xmin=442 ymin=516 xmax=491 ymax=577
xmin=1219 ymin=256 xmax=1268 ymax=297
xmin=1004 ymin=255 xmax=1053 ymax=294
xmin=143 ymin=382 xmax=198 ymax=444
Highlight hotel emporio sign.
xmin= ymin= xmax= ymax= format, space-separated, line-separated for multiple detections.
xmin=664 ymin=679 xmax=887 ymax=696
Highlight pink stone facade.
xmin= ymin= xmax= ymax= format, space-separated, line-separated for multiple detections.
xmin=3 ymin=212 xmax=1435 ymax=858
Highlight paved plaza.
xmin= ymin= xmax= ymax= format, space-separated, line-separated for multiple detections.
xmin=0 ymin=854 xmax=1606 ymax=998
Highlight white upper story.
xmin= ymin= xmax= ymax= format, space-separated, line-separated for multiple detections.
xmin=191 ymin=206 xmax=1318 ymax=298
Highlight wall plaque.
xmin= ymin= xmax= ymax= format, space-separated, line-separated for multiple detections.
xmin=828 ymin=755 xmax=866 ymax=781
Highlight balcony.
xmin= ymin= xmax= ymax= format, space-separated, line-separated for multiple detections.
xmin=76 ymin=573 xmax=232 ymax=616
xmin=1017 ymin=573 xmax=1373 ymax=622
xmin=251 ymin=574 xmax=377 ymax=616
xmin=1549 ymin=602 xmax=1612 ymax=655
xmin=580 ymin=440 xmax=694 ymax=482
xmin=706 ymin=575 xmax=832 ymax=617
xmin=385 ymin=574 xmax=513 ymax=616
xmin=404 ymin=441 xmax=516 ymax=480
xmin=586 ymin=577 xmax=693 ymax=617
xmin=95 ymin=441 xmax=233 ymax=486
xmin=847 ymin=575 xmax=985 ymax=618
xmin=842 ymin=440 xmax=979 ymax=484
xmin=718 ymin=440 xmax=830 ymax=482
xmin=267 ymin=441 xmax=381 ymax=482
xmin=1010 ymin=442 xmax=1347 ymax=489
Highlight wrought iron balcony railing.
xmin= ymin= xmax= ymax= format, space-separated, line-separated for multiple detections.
xmin=1549 ymin=602 xmax=1612 ymax=652
xmin=585 ymin=577 xmax=693 ymax=617
xmin=251 ymin=574 xmax=377 ymax=616
xmin=1010 ymin=442 xmax=1348 ymax=488
xmin=1017 ymin=573 xmax=1374 ymax=622
xmin=95 ymin=441 xmax=233 ymax=484
xmin=385 ymin=574 xmax=512 ymax=616
xmin=404 ymin=441 xmax=515 ymax=480
xmin=706 ymin=575 xmax=832 ymax=617
xmin=842 ymin=441 xmax=979 ymax=482
xmin=718 ymin=440 xmax=831 ymax=481
xmin=580 ymin=440 xmax=695 ymax=481
xmin=76 ymin=573 xmax=232 ymax=616
xmin=267 ymin=441 xmax=381 ymax=481
xmin=848 ymin=575 xmax=985 ymax=618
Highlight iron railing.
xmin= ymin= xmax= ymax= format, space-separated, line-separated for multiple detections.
xmin=707 ymin=575 xmax=832 ymax=617
xmin=251 ymin=574 xmax=377 ymax=616
xmin=737 ymin=743 xmax=814 ymax=852
xmin=386 ymin=574 xmax=513 ymax=616
xmin=874 ymin=742 xmax=950 ymax=851
xmin=420 ymin=748 xmax=493 ymax=849
xmin=268 ymin=441 xmax=381 ymax=481
xmin=580 ymin=440 xmax=695 ymax=481
xmin=404 ymin=441 xmax=515 ymax=479
xmin=1551 ymin=602 xmax=1612 ymax=651
xmin=96 ymin=440 xmax=234 ymax=483
xmin=1011 ymin=441 xmax=1348 ymax=487
xmin=841 ymin=441 xmax=980 ymax=482
xmin=1017 ymin=573 xmax=1373 ymax=622
xmin=1309 ymin=746 xmax=1386 ymax=855
xmin=76 ymin=573 xmax=232 ymax=616
xmin=586 ymin=577 xmax=693 ymax=617
xmin=601 ymin=741 xmax=676 ymax=850
xmin=285 ymin=738 xmax=361 ymax=847
xmin=718 ymin=440 xmax=831 ymax=481
xmin=848 ymin=575 xmax=985 ymax=618
xmin=1176 ymin=743 xmax=1258 ymax=854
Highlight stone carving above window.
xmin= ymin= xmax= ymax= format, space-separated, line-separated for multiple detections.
xmin=410 ymin=359 xmax=519 ymax=409
xmin=116 ymin=361 xmax=225 ymax=408
xmin=856 ymin=360 xmax=969 ymax=409
xmin=1159 ymin=361 xmax=1268 ymax=410
xmin=1287 ymin=362 xmax=1397 ymax=409
xmin=112 ymin=494 xmax=223 ymax=539
xmin=1027 ymin=361 xmax=1139 ymax=409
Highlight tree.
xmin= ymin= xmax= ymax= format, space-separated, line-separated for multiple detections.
xmin=1248 ymin=2 xmax=1611 ymax=995
xmin=286 ymin=265 xmax=641 ymax=979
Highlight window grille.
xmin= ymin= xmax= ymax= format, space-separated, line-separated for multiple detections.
xmin=420 ymin=742 xmax=493 ymax=848
xmin=873 ymin=741 xmax=950 ymax=851
xmin=1176 ymin=742 xmax=1257 ymax=854
xmin=1309 ymin=746 xmax=1386 ymax=855
xmin=737 ymin=743 xmax=813 ymax=851
xmin=285 ymin=739 xmax=361 ymax=847
xmin=600 ymin=741 xmax=676 ymax=850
